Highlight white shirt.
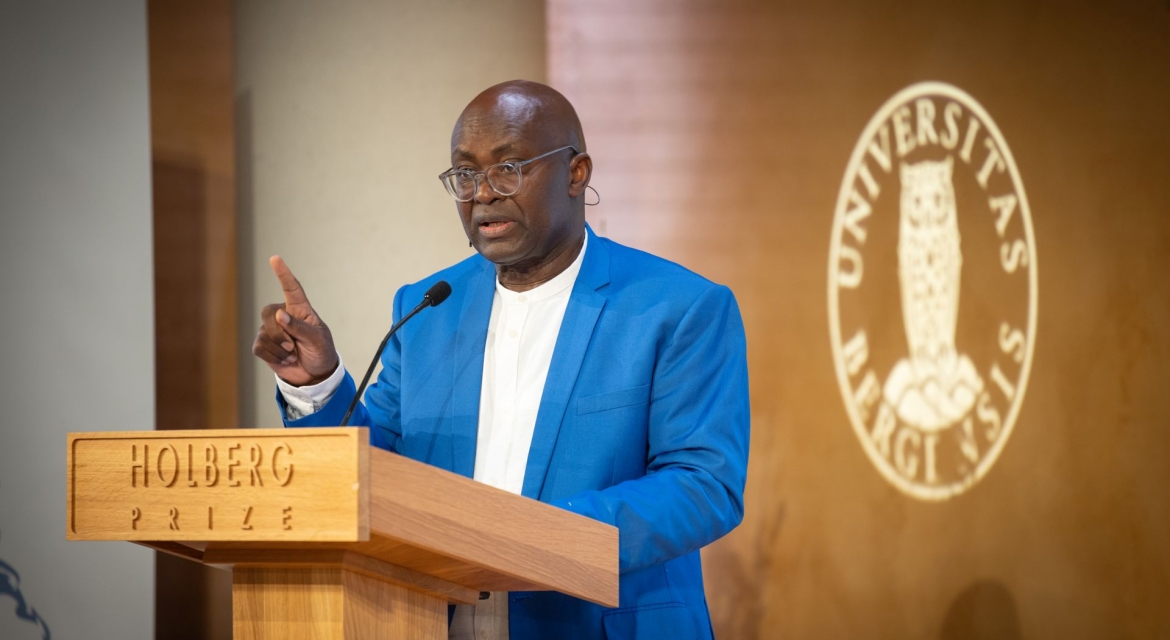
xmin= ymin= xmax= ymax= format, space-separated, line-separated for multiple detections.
xmin=472 ymin=235 xmax=585 ymax=494
xmin=278 ymin=233 xmax=586 ymax=495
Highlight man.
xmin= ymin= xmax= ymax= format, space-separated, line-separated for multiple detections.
xmin=252 ymin=80 xmax=749 ymax=640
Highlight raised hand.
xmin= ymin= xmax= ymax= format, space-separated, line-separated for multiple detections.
xmin=252 ymin=255 xmax=339 ymax=386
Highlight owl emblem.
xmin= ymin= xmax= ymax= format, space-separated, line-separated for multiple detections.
xmin=883 ymin=156 xmax=984 ymax=431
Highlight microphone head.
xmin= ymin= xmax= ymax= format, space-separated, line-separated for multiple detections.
xmin=424 ymin=280 xmax=452 ymax=307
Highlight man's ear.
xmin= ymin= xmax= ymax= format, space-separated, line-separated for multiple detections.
xmin=568 ymin=152 xmax=592 ymax=198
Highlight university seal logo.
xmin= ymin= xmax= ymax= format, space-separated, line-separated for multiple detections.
xmin=828 ymin=82 xmax=1037 ymax=500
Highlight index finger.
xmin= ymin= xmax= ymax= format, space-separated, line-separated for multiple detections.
xmin=269 ymin=255 xmax=311 ymax=308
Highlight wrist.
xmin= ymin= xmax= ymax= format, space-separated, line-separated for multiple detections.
xmin=305 ymin=358 xmax=340 ymax=386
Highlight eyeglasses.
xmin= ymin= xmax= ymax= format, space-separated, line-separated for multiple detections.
xmin=438 ymin=145 xmax=578 ymax=202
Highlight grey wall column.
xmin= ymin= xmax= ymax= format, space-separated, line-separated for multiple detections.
xmin=0 ymin=1 xmax=156 ymax=638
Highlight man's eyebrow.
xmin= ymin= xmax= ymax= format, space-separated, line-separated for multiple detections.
xmin=491 ymin=142 xmax=519 ymax=156
xmin=452 ymin=141 xmax=525 ymax=162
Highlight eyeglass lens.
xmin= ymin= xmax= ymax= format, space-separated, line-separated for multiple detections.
xmin=447 ymin=164 xmax=521 ymax=201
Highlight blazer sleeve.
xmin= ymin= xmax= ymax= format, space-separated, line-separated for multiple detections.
xmin=550 ymin=284 xmax=751 ymax=574
xmin=279 ymin=286 xmax=407 ymax=453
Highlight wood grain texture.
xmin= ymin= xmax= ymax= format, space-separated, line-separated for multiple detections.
xmin=70 ymin=428 xmax=619 ymax=607
xmin=204 ymin=548 xmax=479 ymax=605
xmin=67 ymin=428 xmax=368 ymax=542
xmin=191 ymin=448 xmax=619 ymax=605
xmin=366 ymin=446 xmax=618 ymax=607
xmin=233 ymin=566 xmax=447 ymax=640
xmin=198 ymin=534 xmax=540 ymax=592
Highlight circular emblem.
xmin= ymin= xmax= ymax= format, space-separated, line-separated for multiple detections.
xmin=828 ymin=82 xmax=1038 ymax=501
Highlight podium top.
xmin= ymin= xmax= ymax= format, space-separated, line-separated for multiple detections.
xmin=67 ymin=428 xmax=618 ymax=607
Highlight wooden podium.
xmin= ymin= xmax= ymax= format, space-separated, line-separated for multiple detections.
xmin=66 ymin=428 xmax=618 ymax=639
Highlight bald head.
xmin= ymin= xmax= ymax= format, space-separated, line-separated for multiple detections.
xmin=452 ymin=80 xmax=585 ymax=155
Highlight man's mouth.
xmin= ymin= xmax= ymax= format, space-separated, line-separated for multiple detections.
xmin=478 ymin=220 xmax=515 ymax=238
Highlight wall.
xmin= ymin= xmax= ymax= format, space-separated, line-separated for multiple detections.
xmin=0 ymin=1 xmax=156 ymax=638
xmin=235 ymin=0 xmax=547 ymax=429
xmin=549 ymin=1 xmax=1170 ymax=638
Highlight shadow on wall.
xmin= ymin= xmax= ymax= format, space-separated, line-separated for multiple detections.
xmin=0 ymin=507 xmax=51 ymax=636
xmin=940 ymin=580 xmax=1022 ymax=640
xmin=1 ymin=554 xmax=51 ymax=640
xmin=704 ymin=503 xmax=786 ymax=639
xmin=152 ymin=156 xmax=208 ymax=432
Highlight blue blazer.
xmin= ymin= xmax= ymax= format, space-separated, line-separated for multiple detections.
xmin=283 ymin=226 xmax=750 ymax=640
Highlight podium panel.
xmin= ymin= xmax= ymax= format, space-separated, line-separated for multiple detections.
xmin=67 ymin=428 xmax=368 ymax=541
xmin=67 ymin=428 xmax=619 ymax=639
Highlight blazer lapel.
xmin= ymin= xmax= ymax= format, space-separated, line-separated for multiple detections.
xmin=522 ymin=226 xmax=611 ymax=499
xmin=451 ymin=259 xmax=495 ymax=479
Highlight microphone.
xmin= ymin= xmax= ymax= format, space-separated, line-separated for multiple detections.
xmin=340 ymin=280 xmax=452 ymax=427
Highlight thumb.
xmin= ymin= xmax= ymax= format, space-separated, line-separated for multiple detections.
xmin=276 ymin=308 xmax=319 ymax=341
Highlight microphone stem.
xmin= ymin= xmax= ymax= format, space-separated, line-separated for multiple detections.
xmin=339 ymin=301 xmax=428 ymax=427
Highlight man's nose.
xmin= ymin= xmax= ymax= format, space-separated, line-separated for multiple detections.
xmin=473 ymin=174 xmax=499 ymax=204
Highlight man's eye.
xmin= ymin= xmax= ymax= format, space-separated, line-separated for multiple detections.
xmin=497 ymin=164 xmax=518 ymax=175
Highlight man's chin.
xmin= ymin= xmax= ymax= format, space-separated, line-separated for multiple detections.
xmin=473 ymin=238 xmax=527 ymax=265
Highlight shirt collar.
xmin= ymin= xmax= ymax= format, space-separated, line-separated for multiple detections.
xmin=495 ymin=232 xmax=588 ymax=304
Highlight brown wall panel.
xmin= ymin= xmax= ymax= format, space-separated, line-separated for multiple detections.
xmin=550 ymin=1 xmax=1170 ymax=638
xmin=148 ymin=1 xmax=237 ymax=637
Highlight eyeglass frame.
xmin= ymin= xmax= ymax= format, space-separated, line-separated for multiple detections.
xmin=437 ymin=145 xmax=580 ymax=202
